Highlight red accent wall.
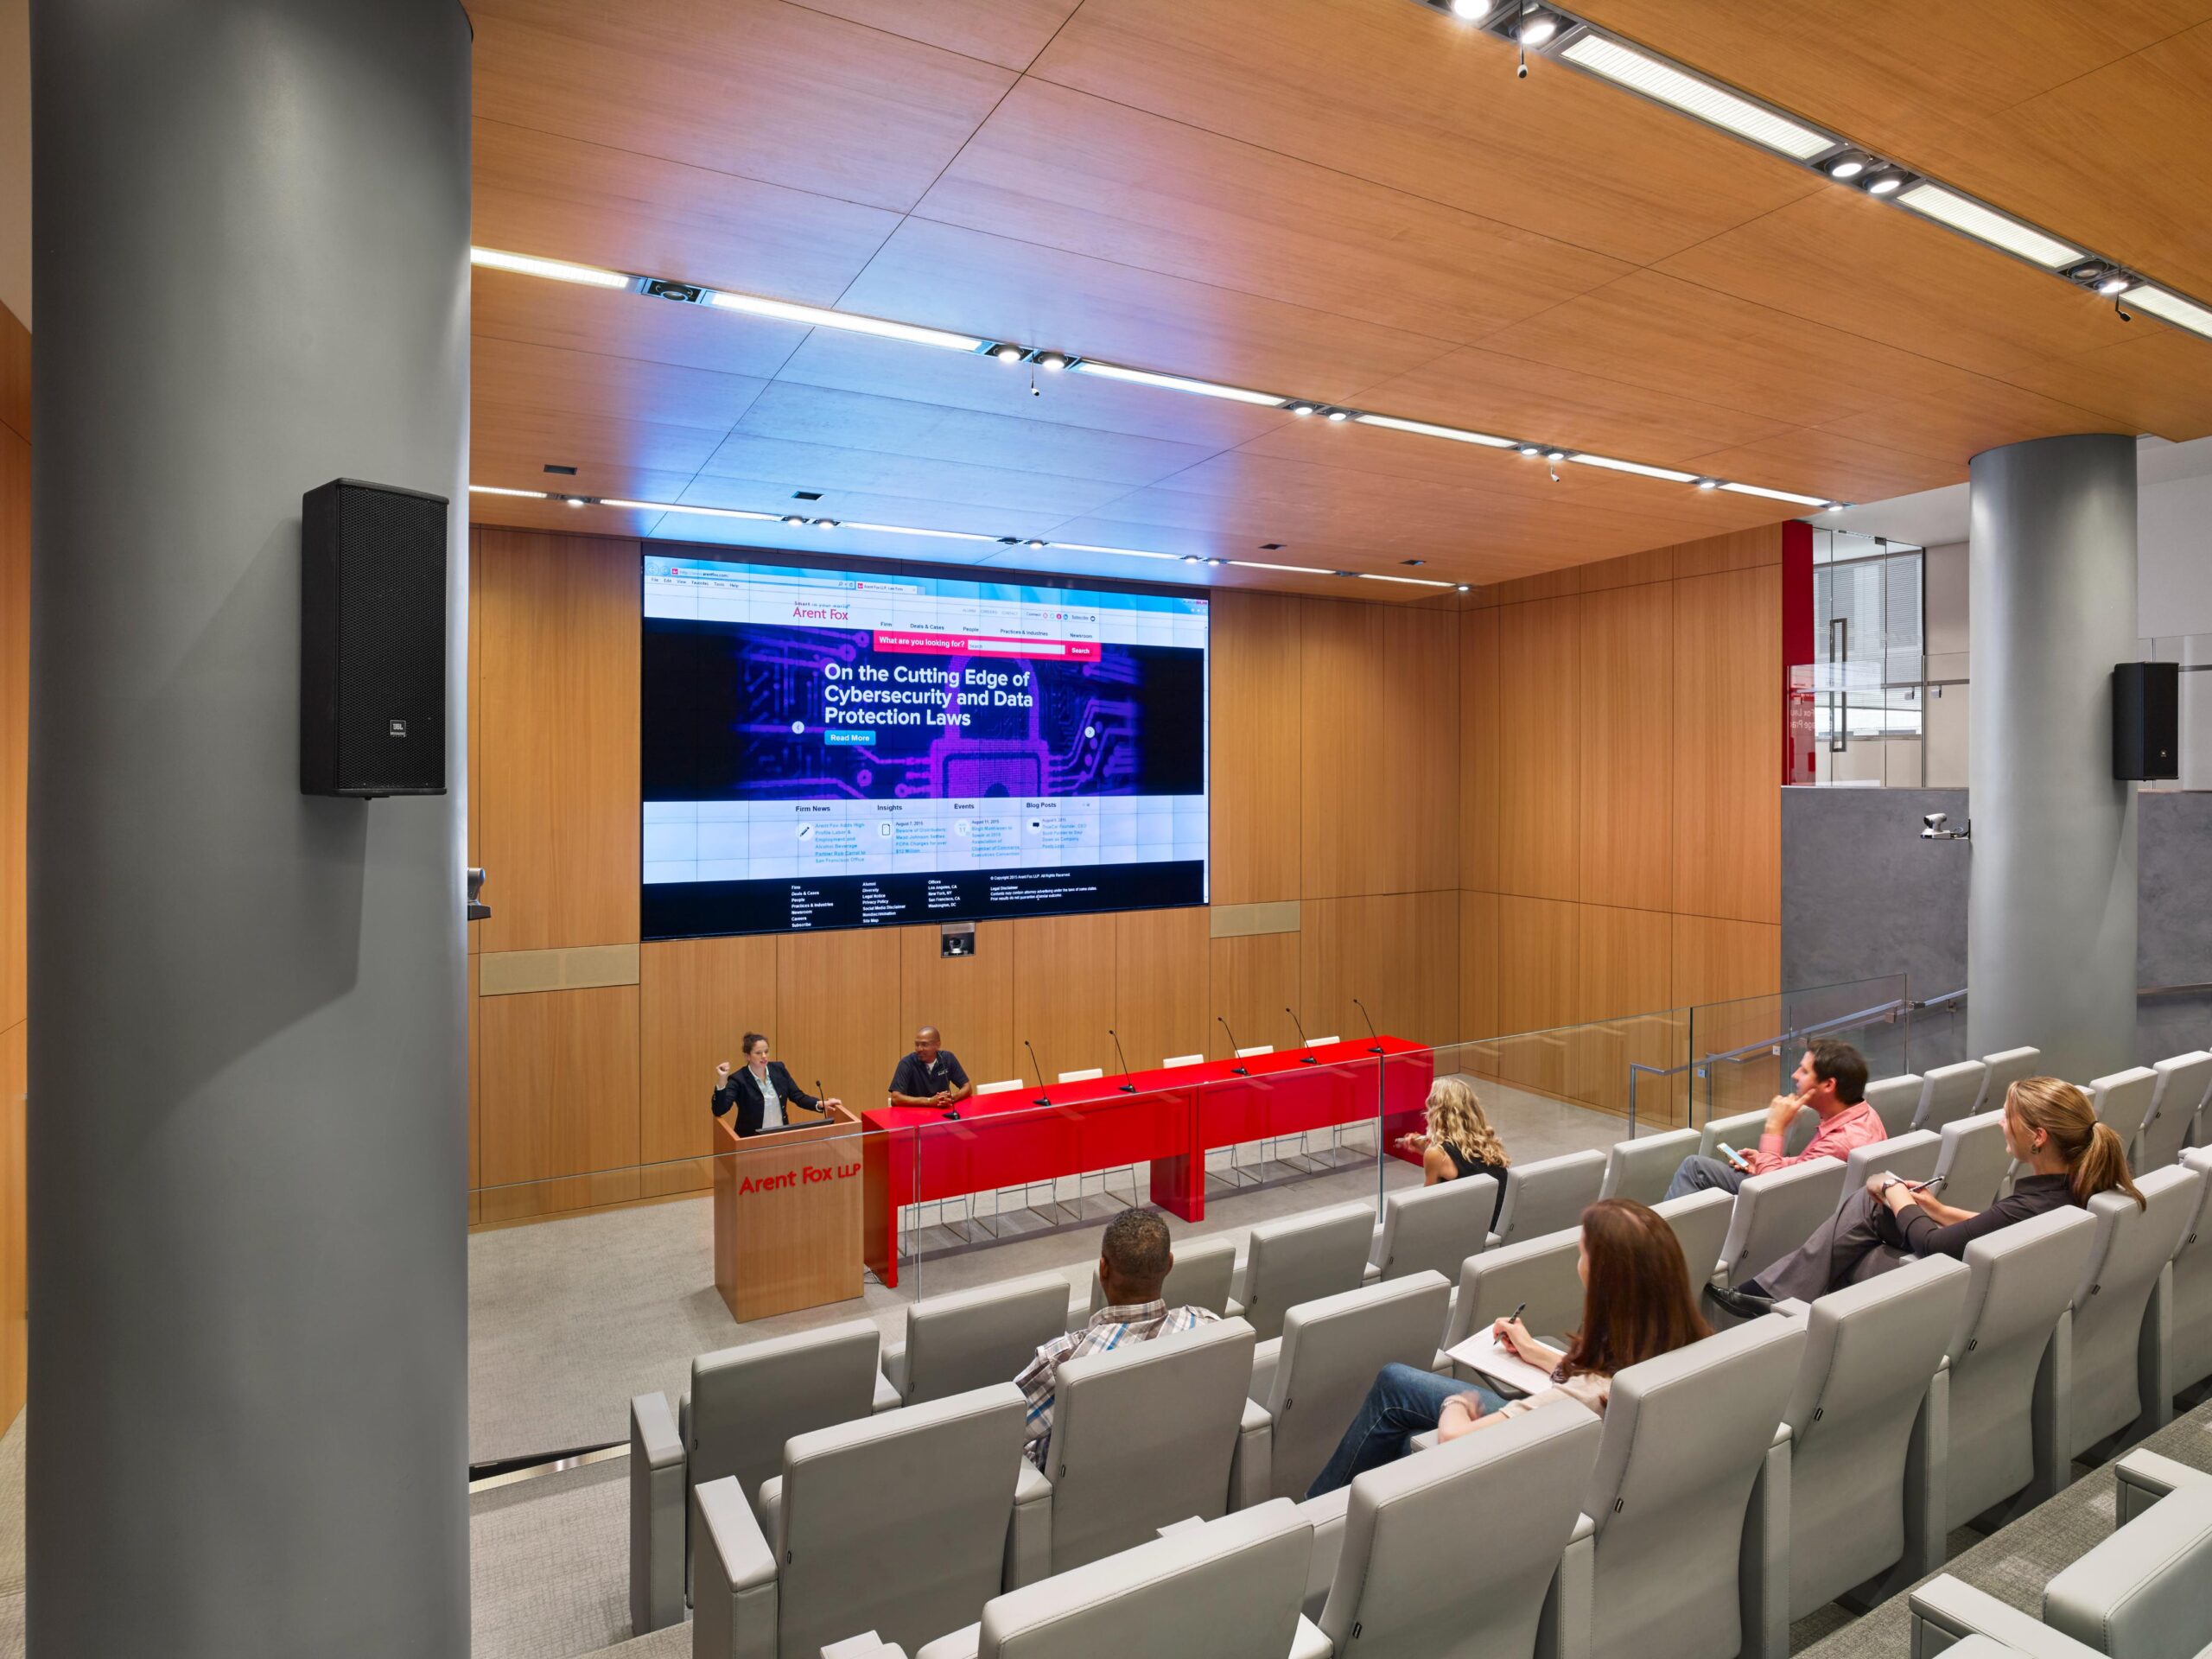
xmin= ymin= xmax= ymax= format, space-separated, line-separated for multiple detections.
xmin=1782 ymin=520 xmax=1815 ymax=785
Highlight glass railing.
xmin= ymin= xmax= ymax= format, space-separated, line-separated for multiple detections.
xmin=1789 ymin=632 xmax=2212 ymax=791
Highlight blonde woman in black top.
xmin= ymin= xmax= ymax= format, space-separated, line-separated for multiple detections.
xmin=1395 ymin=1075 xmax=1510 ymax=1226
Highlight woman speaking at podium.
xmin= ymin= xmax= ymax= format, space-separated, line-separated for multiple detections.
xmin=713 ymin=1033 xmax=841 ymax=1137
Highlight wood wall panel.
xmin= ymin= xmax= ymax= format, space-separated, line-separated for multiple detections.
xmin=1459 ymin=891 xmax=1499 ymax=1045
xmin=1297 ymin=600 xmax=1377 ymax=899
xmin=1493 ymin=895 xmax=1581 ymax=1096
xmin=1115 ymin=906 xmax=1211 ymax=1072
xmin=1382 ymin=607 xmax=1462 ymax=896
xmin=1011 ymin=912 xmax=1123 ymax=1083
xmin=1 ymin=423 xmax=24 ymax=1032
xmin=777 ymin=927 xmax=906 ymax=1113
xmin=1577 ymin=582 xmax=1674 ymax=912
xmin=1670 ymin=915 xmax=1783 ymax=1010
xmin=1297 ymin=893 xmax=1459 ymax=1059
xmin=474 ymin=530 xmax=640 ymax=952
xmin=1207 ymin=930 xmax=1302 ymax=1061
xmin=0 ymin=1020 xmax=22 ymax=1427
xmin=1210 ymin=590 xmax=1301 ymax=905
xmin=1669 ymin=523 xmax=1782 ymax=581
xmin=478 ymin=983 xmax=641 ymax=1187
xmin=1674 ymin=566 xmax=1783 ymax=924
xmin=1497 ymin=595 xmax=1582 ymax=901
xmin=900 ymin=918 xmax=1015 ymax=1088
xmin=1571 ymin=904 xmax=1675 ymax=1116
xmin=1459 ymin=608 xmax=1499 ymax=893
xmin=638 ymin=936 xmax=778 ymax=1173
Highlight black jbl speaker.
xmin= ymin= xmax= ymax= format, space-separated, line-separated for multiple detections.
xmin=2113 ymin=661 xmax=2179 ymax=781
xmin=301 ymin=479 xmax=449 ymax=798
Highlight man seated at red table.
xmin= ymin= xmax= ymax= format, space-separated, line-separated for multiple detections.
xmin=1016 ymin=1206 xmax=1219 ymax=1471
xmin=887 ymin=1025 xmax=973 ymax=1109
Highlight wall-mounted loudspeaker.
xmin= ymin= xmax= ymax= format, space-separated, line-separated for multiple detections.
xmin=300 ymin=478 xmax=449 ymax=798
xmin=2112 ymin=661 xmax=2179 ymax=781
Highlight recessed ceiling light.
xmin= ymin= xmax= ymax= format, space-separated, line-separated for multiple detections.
xmin=1544 ymin=449 xmax=1568 ymax=462
xmin=601 ymin=498 xmax=781 ymax=522
xmin=1891 ymin=181 xmax=2080 ymax=269
xmin=1181 ymin=555 xmax=1202 ymax=564
xmin=812 ymin=518 xmax=836 ymax=530
xmin=1288 ymin=404 xmax=1318 ymax=417
xmin=1231 ymin=558 xmax=1334 ymax=575
xmin=1356 ymin=413 xmax=1516 ymax=448
xmin=706 ymin=289 xmax=986 ymax=353
xmin=469 ymin=246 xmax=632 ymax=289
xmin=468 ymin=485 xmax=550 ymax=499
xmin=782 ymin=514 xmax=807 ymax=526
xmin=1517 ymin=444 xmax=1543 ymax=457
xmin=1206 ymin=558 xmax=1226 ymax=567
xmin=844 ymin=522 xmax=1000 ymax=543
xmin=1517 ymin=14 xmax=1558 ymax=46
xmin=2098 ymin=276 xmax=2132 ymax=296
xmin=1696 ymin=478 xmax=1720 ymax=490
xmin=1070 ymin=360 xmax=1287 ymax=407
xmin=1447 ymin=0 xmax=1484 ymax=16
xmin=1357 ymin=571 xmax=1454 ymax=587
xmin=1024 ymin=539 xmax=1046 ymax=548
xmin=2120 ymin=284 xmax=2212 ymax=340
xmin=564 ymin=496 xmax=588 ymax=508
xmin=1827 ymin=157 xmax=1866 ymax=181
xmin=1720 ymin=481 xmax=1832 ymax=507
xmin=1036 ymin=353 xmax=1069 ymax=371
xmin=1559 ymin=33 xmax=1835 ymax=162
xmin=1325 ymin=408 xmax=1351 ymax=422
xmin=1567 ymin=453 xmax=1700 ymax=482
xmin=1456 ymin=584 xmax=1472 ymax=593
xmin=992 ymin=345 xmax=1023 ymax=362
xmin=1048 ymin=540 xmax=1182 ymax=561
xmin=1865 ymin=172 xmax=1905 ymax=196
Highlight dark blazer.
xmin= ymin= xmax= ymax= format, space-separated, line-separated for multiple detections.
xmin=712 ymin=1061 xmax=819 ymax=1138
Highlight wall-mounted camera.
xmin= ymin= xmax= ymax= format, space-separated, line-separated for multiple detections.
xmin=1920 ymin=812 xmax=1970 ymax=842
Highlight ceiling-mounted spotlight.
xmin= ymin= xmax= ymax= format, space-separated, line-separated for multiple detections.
xmin=1544 ymin=448 xmax=1568 ymax=461
xmin=1695 ymin=477 xmax=1720 ymax=490
xmin=1325 ymin=408 xmax=1352 ymax=422
xmin=1181 ymin=555 xmax=1202 ymax=564
xmin=1035 ymin=352 xmax=1069 ymax=371
xmin=1516 ymin=443 xmax=1542 ymax=456
xmin=812 ymin=518 xmax=837 ymax=530
xmin=1864 ymin=170 xmax=1907 ymax=196
xmin=1825 ymin=155 xmax=1868 ymax=181
xmin=782 ymin=514 xmax=807 ymax=526
xmin=1447 ymin=0 xmax=1484 ymax=16
xmin=563 ymin=496 xmax=588 ymax=508
xmin=1023 ymin=539 xmax=1046 ymax=548
xmin=2098 ymin=275 xmax=2133 ymax=296
xmin=991 ymin=344 xmax=1023 ymax=362
xmin=1206 ymin=558 xmax=1226 ymax=567
xmin=1288 ymin=403 xmax=1319 ymax=417
xmin=1517 ymin=9 xmax=1559 ymax=47
xmin=1456 ymin=584 xmax=1471 ymax=593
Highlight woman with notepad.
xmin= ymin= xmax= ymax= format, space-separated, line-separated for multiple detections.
xmin=1304 ymin=1198 xmax=1710 ymax=1497
xmin=1393 ymin=1076 xmax=1510 ymax=1229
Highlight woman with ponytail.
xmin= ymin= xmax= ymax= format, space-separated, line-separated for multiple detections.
xmin=1715 ymin=1076 xmax=2143 ymax=1311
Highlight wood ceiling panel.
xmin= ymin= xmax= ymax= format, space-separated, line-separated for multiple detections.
xmin=836 ymin=218 xmax=1461 ymax=402
xmin=1028 ymin=0 xmax=1819 ymax=268
xmin=915 ymin=79 xmax=1634 ymax=344
xmin=1656 ymin=185 xmax=2138 ymax=381
xmin=470 ymin=0 xmax=1014 ymax=213
xmin=728 ymin=380 xmax=1218 ymax=486
xmin=1908 ymin=26 xmax=2212 ymax=307
xmin=1571 ymin=0 xmax=2212 ymax=173
xmin=475 ymin=334 xmax=771 ymax=433
xmin=784 ymin=0 xmax=1081 ymax=72
xmin=1341 ymin=346 xmax=1795 ymax=469
xmin=467 ymin=494 xmax=681 ymax=539
xmin=1683 ymin=429 xmax=1963 ymax=505
xmin=2004 ymin=330 xmax=2212 ymax=443
xmin=694 ymin=429 xmax=1139 ymax=518
xmin=473 ymin=118 xmax=899 ymax=306
xmin=471 ymin=407 xmax=722 ymax=493
xmin=1816 ymin=372 xmax=2123 ymax=466
xmin=773 ymin=332 xmax=1290 ymax=448
xmin=677 ymin=474 xmax=1075 ymax=542
xmin=471 ymin=268 xmax=809 ymax=380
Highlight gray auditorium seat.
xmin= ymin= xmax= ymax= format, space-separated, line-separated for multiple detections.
xmin=1437 ymin=1225 xmax=1585 ymax=1381
xmin=1910 ymin=1453 xmax=2212 ymax=1659
xmin=1250 ymin=1273 xmax=1452 ymax=1502
xmin=1942 ymin=1208 xmax=2097 ymax=1530
xmin=902 ymin=1498 xmax=1321 ymax=1659
xmin=692 ymin=1383 xmax=1038 ymax=1659
xmin=1490 ymin=1150 xmax=1605 ymax=1251
xmin=1758 ymin=1255 xmax=1970 ymax=1620
xmin=885 ymin=1273 xmax=1075 ymax=1406
xmin=2088 ymin=1066 xmax=2160 ymax=1152
xmin=1084 ymin=1233 xmax=1238 ymax=1320
xmin=1365 ymin=1176 xmax=1496 ymax=1286
xmin=1845 ymin=1128 xmax=1942 ymax=1194
xmin=1654 ymin=1191 xmax=1736 ymax=1294
xmin=1600 ymin=1128 xmax=1701 ymax=1206
xmin=1294 ymin=1399 xmax=1604 ymax=1659
xmin=2067 ymin=1164 xmax=2197 ymax=1459
xmin=2172 ymin=1149 xmax=2212 ymax=1399
xmin=1912 ymin=1061 xmax=1990 ymax=1136
xmin=1713 ymin=1159 xmax=1847 ymax=1287
xmin=2139 ymin=1051 xmax=2212 ymax=1173
xmin=627 ymin=1318 xmax=893 ymax=1634
xmin=1863 ymin=1076 xmax=1924 ymax=1141
xmin=1974 ymin=1047 xmax=2042 ymax=1116
xmin=1934 ymin=1110 xmax=2014 ymax=1214
xmin=1571 ymin=1313 xmax=1808 ymax=1659
xmin=1700 ymin=1106 xmax=1815 ymax=1165
xmin=1028 ymin=1317 xmax=1267 ymax=1576
xmin=1230 ymin=1203 xmax=1376 ymax=1344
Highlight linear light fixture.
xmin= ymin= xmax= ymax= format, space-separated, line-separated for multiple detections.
xmin=1230 ymin=558 xmax=1336 ymax=575
xmin=1355 ymin=413 xmax=1516 ymax=448
xmin=1557 ymin=32 xmax=1834 ymax=161
xmin=467 ymin=484 xmax=554 ymax=499
xmin=1722 ymin=481 xmax=1837 ymax=508
xmin=1891 ymin=183 xmax=2081 ymax=270
xmin=1567 ymin=452 xmax=1701 ymax=483
xmin=1068 ymin=359 xmax=1288 ymax=407
xmin=1356 ymin=571 xmax=1457 ymax=587
xmin=705 ymin=289 xmax=986 ymax=353
xmin=604 ymin=499 xmax=782 ymax=522
xmin=469 ymin=246 xmax=633 ymax=289
xmin=1046 ymin=540 xmax=1185 ymax=562
xmin=839 ymin=520 xmax=1001 ymax=543
xmin=2122 ymin=285 xmax=2212 ymax=341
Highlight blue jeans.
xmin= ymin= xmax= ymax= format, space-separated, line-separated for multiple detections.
xmin=1663 ymin=1154 xmax=1749 ymax=1202
xmin=1304 ymin=1363 xmax=1508 ymax=1497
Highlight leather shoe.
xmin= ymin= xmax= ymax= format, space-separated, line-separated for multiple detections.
xmin=1706 ymin=1281 xmax=1776 ymax=1322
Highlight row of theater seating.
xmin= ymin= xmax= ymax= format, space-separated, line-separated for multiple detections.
xmin=634 ymin=1133 xmax=2212 ymax=1657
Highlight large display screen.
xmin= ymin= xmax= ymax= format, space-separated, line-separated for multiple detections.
xmin=640 ymin=556 xmax=1209 ymax=938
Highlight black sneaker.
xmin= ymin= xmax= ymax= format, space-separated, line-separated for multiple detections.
xmin=1707 ymin=1281 xmax=1777 ymax=1322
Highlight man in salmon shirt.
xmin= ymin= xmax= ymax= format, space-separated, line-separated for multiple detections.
xmin=1663 ymin=1039 xmax=1882 ymax=1199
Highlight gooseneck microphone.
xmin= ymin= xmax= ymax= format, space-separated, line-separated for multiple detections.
xmin=1108 ymin=1028 xmax=1138 ymax=1092
xmin=1352 ymin=997 xmax=1383 ymax=1055
xmin=815 ymin=1079 xmax=829 ymax=1118
xmin=1217 ymin=1015 xmax=1249 ymax=1077
xmin=1286 ymin=1006 xmax=1319 ymax=1063
xmin=1023 ymin=1039 xmax=1051 ymax=1105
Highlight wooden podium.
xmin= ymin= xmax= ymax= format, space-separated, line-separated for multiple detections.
xmin=712 ymin=1104 xmax=866 ymax=1322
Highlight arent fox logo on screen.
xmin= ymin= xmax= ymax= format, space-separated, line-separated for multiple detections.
xmin=791 ymin=601 xmax=850 ymax=621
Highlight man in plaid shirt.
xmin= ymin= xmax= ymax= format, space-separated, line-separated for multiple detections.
xmin=1016 ymin=1207 xmax=1221 ymax=1471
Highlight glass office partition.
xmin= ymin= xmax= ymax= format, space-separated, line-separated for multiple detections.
xmin=1689 ymin=975 xmax=1910 ymax=1127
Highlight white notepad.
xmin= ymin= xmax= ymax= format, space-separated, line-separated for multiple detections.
xmin=1443 ymin=1328 xmax=1559 ymax=1397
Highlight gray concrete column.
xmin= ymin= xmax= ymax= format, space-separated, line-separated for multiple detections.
xmin=28 ymin=3 xmax=470 ymax=1654
xmin=1967 ymin=434 xmax=2138 ymax=1084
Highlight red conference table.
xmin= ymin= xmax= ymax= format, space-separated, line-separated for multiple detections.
xmin=861 ymin=1037 xmax=1433 ymax=1287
